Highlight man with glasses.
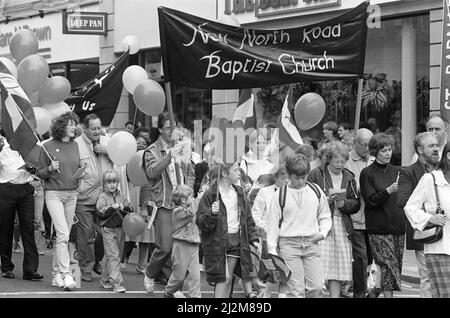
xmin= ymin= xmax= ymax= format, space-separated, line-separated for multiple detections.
xmin=411 ymin=115 xmax=448 ymax=163
xmin=344 ymin=128 xmax=374 ymax=298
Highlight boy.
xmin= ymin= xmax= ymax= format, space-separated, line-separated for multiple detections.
xmin=267 ymin=154 xmax=331 ymax=298
xmin=164 ymin=185 xmax=201 ymax=298
xmin=96 ymin=170 xmax=132 ymax=293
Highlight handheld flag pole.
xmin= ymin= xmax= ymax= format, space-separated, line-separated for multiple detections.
xmin=164 ymin=81 xmax=181 ymax=185
xmin=354 ymin=78 xmax=364 ymax=131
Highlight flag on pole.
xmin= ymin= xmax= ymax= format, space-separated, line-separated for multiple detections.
xmin=0 ymin=72 xmax=40 ymax=162
xmin=232 ymin=89 xmax=256 ymax=130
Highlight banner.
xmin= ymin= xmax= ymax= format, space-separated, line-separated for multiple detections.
xmin=66 ymin=51 xmax=129 ymax=126
xmin=158 ymin=3 xmax=368 ymax=89
xmin=441 ymin=0 xmax=450 ymax=122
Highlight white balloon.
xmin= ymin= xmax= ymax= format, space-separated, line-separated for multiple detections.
xmin=107 ymin=131 xmax=137 ymax=166
xmin=122 ymin=35 xmax=140 ymax=54
xmin=41 ymin=102 xmax=71 ymax=120
xmin=33 ymin=107 xmax=52 ymax=135
xmin=122 ymin=65 xmax=148 ymax=94
xmin=218 ymin=15 xmax=240 ymax=27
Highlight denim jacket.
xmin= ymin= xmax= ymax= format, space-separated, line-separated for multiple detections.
xmin=172 ymin=205 xmax=200 ymax=244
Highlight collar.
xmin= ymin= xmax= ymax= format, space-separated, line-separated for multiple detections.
xmin=349 ymin=149 xmax=366 ymax=162
xmin=417 ymin=159 xmax=436 ymax=173
xmin=105 ymin=189 xmax=120 ymax=197
xmin=155 ymin=137 xmax=168 ymax=152
xmin=433 ymin=170 xmax=449 ymax=187
xmin=82 ymin=133 xmax=93 ymax=145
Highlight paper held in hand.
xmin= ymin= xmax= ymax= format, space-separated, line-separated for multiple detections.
xmin=329 ymin=188 xmax=346 ymax=200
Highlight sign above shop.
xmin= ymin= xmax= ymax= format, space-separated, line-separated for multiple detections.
xmin=62 ymin=11 xmax=107 ymax=35
xmin=224 ymin=0 xmax=341 ymax=18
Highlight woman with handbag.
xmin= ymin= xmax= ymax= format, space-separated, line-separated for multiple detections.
xmin=359 ymin=133 xmax=405 ymax=298
xmin=404 ymin=142 xmax=450 ymax=298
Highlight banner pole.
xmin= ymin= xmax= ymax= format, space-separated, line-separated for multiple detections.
xmin=165 ymin=81 xmax=181 ymax=185
xmin=354 ymin=78 xmax=364 ymax=131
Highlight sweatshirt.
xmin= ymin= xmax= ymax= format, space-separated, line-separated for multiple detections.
xmin=172 ymin=205 xmax=201 ymax=244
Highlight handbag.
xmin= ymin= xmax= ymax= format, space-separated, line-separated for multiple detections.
xmin=413 ymin=173 xmax=444 ymax=244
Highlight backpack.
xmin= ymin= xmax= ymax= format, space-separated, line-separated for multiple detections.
xmin=278 ymin=182 xmax=321 ymax=229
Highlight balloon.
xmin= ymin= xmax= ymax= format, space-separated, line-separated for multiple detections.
xmin=218 ymin=15 xmax=240 ymax=27
xmin=133 ymin=79 xmax=166 ymax=117
xmin=9 ymin=29 xmax=39 ymax=63
xmin=122 ymin=213 xmax=146 ymax=236
xmin=41 ymin=101 xmax=71 ymax=119
xmin=38 ymin=76 xmax=71 ymax=104
xmin=17 ymin=54 xmax=49 ymax=95
xmin=122 ymin=65 xmax=148 ymax=94
xmin=28 ymin=90 xmax=40 ymax=107
xmin=0 ymin=57 xmax=17 ymax=78
xmin=107 ymin=131 xmax=137 ymax=166
xmin=295 ymin=93 xmax=326 ymax=131
xmin=33 ymin=107 xmax=52 ymax=135
xmin=126 ymin=150 xmax=148 ymax=186
xmin=122 ymin=35 xmax=140 ymax=54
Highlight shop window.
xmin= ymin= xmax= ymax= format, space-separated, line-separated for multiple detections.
xmin=49 ymin=60 xmax=99 ymax=91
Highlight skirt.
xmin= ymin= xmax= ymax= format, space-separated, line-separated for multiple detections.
xmin=368 ymin=234 xmax=404 ymax=292
xmin=425 ymin=254 xmax=450 ymax=298
xmin=321 ymin=214 xmax=352 ymax=281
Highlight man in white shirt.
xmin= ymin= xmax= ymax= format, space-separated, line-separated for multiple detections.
xmin=0 ymin=136 xmax=43 ymax=281
xmin=267 ymin=154 xmax=331 ymax=298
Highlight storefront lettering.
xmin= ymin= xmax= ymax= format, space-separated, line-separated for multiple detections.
xmin=224 ymin=0 xmax=298 ymax=14
xmin=302 ymin=23 xmax=340 ymax=43
xmin=0 ymin=25 xmax=51 ymax=48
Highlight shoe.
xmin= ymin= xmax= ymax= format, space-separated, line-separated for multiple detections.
xmin=23 ymin=272 xmax=43 ymax=280
xmin=63 ymin=274 xmax=76 ymax=291
xmin=93 ymin=262 xmax=102 ymax=276
xmin=173 ymin=291 xmax=186 ymax=298
xmin=38 ymin=249 xmax=45 ymax=256
xmin=154 ymin=276 xmax=168 ymax=285
xmin=52 ymin=274 xmax=64 ymax=288
xmin=113 ymin=283 xmax=126 ymax=293
xmin=2 ymin=271 xmax=14 ymax=279
xmin=81 ymin=272 xmax=92 ymax=282
xmin=100 ymin=280 xmax=113 ymax=289
xmin=143 ymin=274 xmax=154 ymax=294
xmin=163 ymin=292 xmax=174 ymax=298
xmin=136 ymin=266 xmax=146 ymax=274
xmin=246 ymin=291 xmax=258 ymax=298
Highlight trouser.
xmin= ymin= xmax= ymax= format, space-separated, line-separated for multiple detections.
xmin=415 ymin=249 xmax=432 ymax=298
xmin=278 ymin=237 xmax=323 ymax=298
xmin=0 ymin=182 xmax=39 ymax=276
xmin=101 ymin=227 xmax=123 ymax=284
xmin=45 ymin=190 xmax=77 ymax=277
xmin=165 ymin=240 xmax=201 ymax=298
xmin=145 ymin=207 xmax=173 ymax=279
xmin=75 ymin=204 xmax=104 ymax=274
xmin=31 ymin=179 xmax=45 ymax=232
xmin=351 ymin=229 xmax=369 ymax=298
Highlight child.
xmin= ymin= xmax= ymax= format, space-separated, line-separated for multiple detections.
xmin=164 ymin=185 xmax=201 ymax=298
xmin=96 ymin=170 xmax=132 ymax=293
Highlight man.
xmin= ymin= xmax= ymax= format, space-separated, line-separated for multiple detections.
xmin=411 ymin=115 xmax=448 ymax=163
xmin=75 ymin=114 xmax=112 ymax=282
xmin=397 ymin=132 xmax=440 ymax=298
xmin=143 ymin=112 xmax=195 ymax=294
xmin=344 ymin=128 xmax=374 ymax=298
xmin=338 ymin=123 xmax=352 ymax=141
xmin=0 ymin=136 xmax=43 ymax=280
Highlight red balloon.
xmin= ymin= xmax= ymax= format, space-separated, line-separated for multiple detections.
xmin=122 ymin=213 xmax=146 ymax=236
xmin=133 ymin=79 xmax=165 ymax=116
xmin=39 ymin=76 xmax=71 ymax=104
xmin=294 ymin=93 xmax=326 ymax=131
xmin=17 ymin=54 xmax=49 ymax=95
xmin=9 ymin=29 xmax=39 ymax=63
xmin=126 ymin=150 xmax=148 ymax=186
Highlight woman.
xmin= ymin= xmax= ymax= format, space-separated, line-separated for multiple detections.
xmin=359 ymin=133 xmax=405 ymax=298
xmin=308 ymin=142 xmax=360 ymax=298
xmin=322 ymin=121 xmax=339 ymax=145
xmin=196 ymin=161 xmax=259 ymax=298
xmin=37 ymin=112 xmax=86 ymax=291
xmin=404 ymin=142 xmax=450 ymax=298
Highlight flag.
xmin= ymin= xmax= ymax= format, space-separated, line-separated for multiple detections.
xmin=0 ymin=72 xmax=41 ymax=164
xmin=232 ymin=89 xmax=256 ymax=130
xmin=66 ymin=51 xmax=129 ymax=126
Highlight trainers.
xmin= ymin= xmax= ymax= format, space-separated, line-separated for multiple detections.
xmin=63 ymin=274 xmax=76 ymax=291
xmin=100 ymin=280 xmax=113 ymax=289
xmin=81 ymin=272 xmax=92 ymax=282
xmin=143 ymin=274 xmax=154 ymax=294
xmin=113 ymin=283 xmax=126 ymax=293
xmin=173 ymin=291 xmax=186 ymax=298
xmin=136 ymin=266 xmax=146 ymax=274
xmin=52 ymin=274 xmax=64 ymax=288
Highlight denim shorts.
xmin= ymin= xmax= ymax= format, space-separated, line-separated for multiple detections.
xmin=226 ymin=232 xmax=241 ymax=258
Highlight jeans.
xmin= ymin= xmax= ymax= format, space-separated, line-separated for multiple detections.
xmin=0 ymin=182 xmax=39 ymax=275
xmin=165 ymin=240 xmax=201 ymax=298
xmin=45 ymin=190 xmax=78 ymax=277
xmin=101 ymin=227 xmax=123 ymax=284
xmin=351 ymin=229 xmax=369 ymax=298
xmin=416 ymin=250 xmax=432 ymax=298
xmin=75 ymin=204 xmax=104 ymax=274
xmin=31 ymin=180 xmax=45 ymax=232
xmin=145 ymin=207 xmax=173 ymax=279
xmin=278 ymin=237 xmax=323 ymax=298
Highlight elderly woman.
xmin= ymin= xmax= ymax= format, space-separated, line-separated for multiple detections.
xmin=37 ymin=112 xmax=86 ymax=291
xmin=359 ymin=133 xmax=405 ymax=298
xmin=307 ymin=141 xmax=360 ymax=298
xmin=404 ymin=142 xmax=450 ymax=298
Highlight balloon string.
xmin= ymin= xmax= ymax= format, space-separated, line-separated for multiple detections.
xmin=132 ymin=107 xmax=138 ymax=127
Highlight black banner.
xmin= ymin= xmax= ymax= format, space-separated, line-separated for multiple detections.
xmin=66 ymin=51 xmax=129 ymax=126
xmin=158 ymin=3 xmax=368 ymax=89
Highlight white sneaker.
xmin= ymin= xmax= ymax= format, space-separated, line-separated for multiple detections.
xmin=173 ymin=291 xmax=186 ymax=298
xmin=144 ymin=275 xmax=154 ymax=294
xmin=113 ymin=283 xmax=127 ymax=293
xmin=63 ymin=274 xmax=76 ymax=291
xmin=52 ymin=274 xmax=64 ymax=288
xmin=100 ymin=279 xmax=113 ymax=289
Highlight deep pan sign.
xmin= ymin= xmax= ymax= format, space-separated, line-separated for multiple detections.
xmin=63 ymin=11 xmax=107 ymax=35
xmin=158 ymin=2 xmax=368 ymax=89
